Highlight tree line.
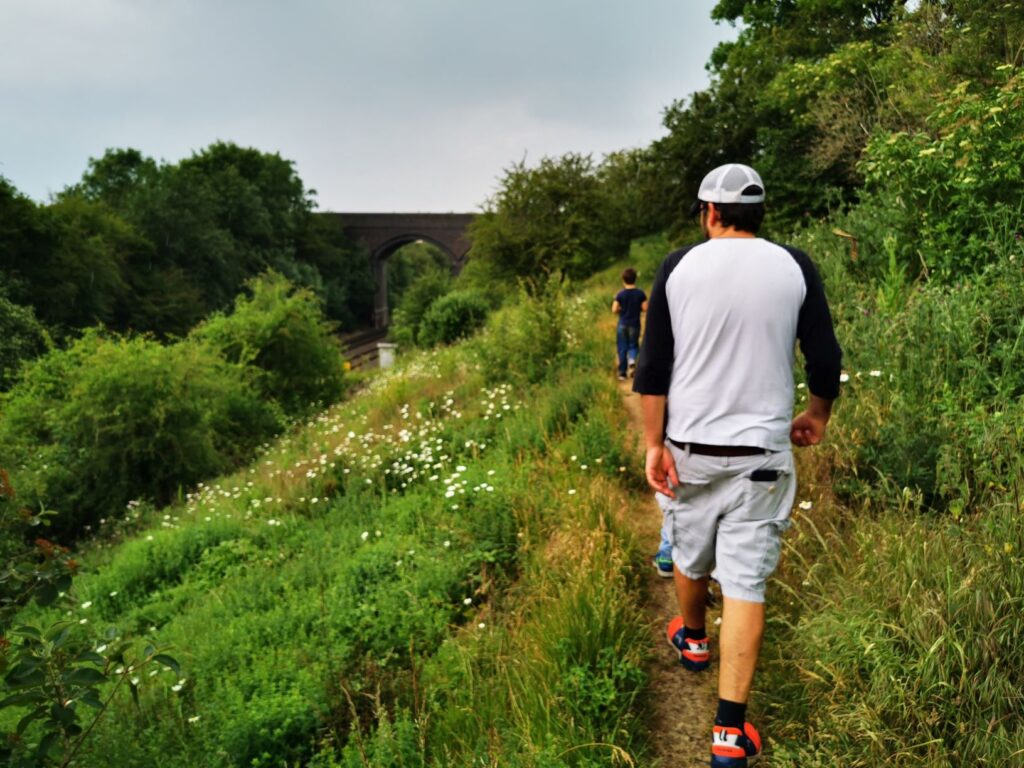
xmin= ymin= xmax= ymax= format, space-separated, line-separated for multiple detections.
xmin=1 ymin=143 xmax=375 ymax=384
xmin=465 ymin=0 xmax=1023 ymax=288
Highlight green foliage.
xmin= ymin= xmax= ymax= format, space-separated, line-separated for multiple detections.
xmin=0 ymin=180 xmax=56 ymax=318
xmin=191 ymin=272 xmax=347 ymax=415
xmin=761 ymin=190 xmax=1024 ymax=766
xmin=0 ymin=512 xmax=76 ymax=634
xmin=416 ymin=289 xmax=489 ymax=347
xmin=0 ymin=297 xmax=49 ymax=391
xmin=472 ymin=280 xmax=570 ymax=385
xmin=77 ymin=148 xmax=159 ymax=212
xmin=651 ymin=1 xmax=1023 ymax=232
xmin=596 ymin=148 xmax=670 ymax=240
xmin=2 ymin=145 xmax=370 ymax=343
xmin=0 ymin=277 xmax=650 ymax=767
xmin=762 ymin=39 xmax=941 ymax=190
xmin=465 ymin=154 xmax=630 ymax=288
xmin=388 ymin=269 xmax=452 ymax=348
xmin=297 ymin=215 xmax=376 ymax=330
xmin=0 ymin=493 xmax=178 ymax=768
xmin=857 ymin=70 xmax=1024 ymax=278
xmin=0 ymin=622 xmax=179 ymax=768
xmin=762 ymin=465 xmax=1024 ymax=765
xmin=116 ymin=142 xmax=313 ymax=321
xmin=40 ymin=196 xmax=140 ymax=331
xmin=0 ymin=331 xmax=280 ymax=538
xmin=386 ymin=241 xmax=451 ymax=312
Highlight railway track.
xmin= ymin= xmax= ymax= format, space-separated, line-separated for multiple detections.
xmin=341 ymin=328 xmax=390 ymax=370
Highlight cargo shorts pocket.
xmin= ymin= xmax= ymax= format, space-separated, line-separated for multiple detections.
xmin=738 ymin=454 xmax=795 ymax=523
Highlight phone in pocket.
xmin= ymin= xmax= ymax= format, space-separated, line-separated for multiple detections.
xmin=750 ymin=469 xmax=780 ymax=482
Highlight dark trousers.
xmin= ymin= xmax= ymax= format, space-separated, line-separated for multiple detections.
xmin=617 ymin=324 xmax=640 ymax=375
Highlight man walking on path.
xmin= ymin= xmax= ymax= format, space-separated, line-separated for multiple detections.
xmin=612 ymin=267 xmax=647 ymax=380
xmin=632 ymin=163 xmax=842 ymax=767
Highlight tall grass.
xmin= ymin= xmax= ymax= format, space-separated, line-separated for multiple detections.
xmin=757 ymin=219 xmax=1024 ymax=765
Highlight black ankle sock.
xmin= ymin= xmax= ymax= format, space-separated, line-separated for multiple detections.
xmin=715 ymin=698 xmax=746 ymax=729
xmin=683 ymin=624 xmax=706 ymax=641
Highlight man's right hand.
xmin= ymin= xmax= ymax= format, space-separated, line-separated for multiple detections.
xmin=791 ymin=395 xmax=833 ymax=447
xmin=645 ymin=445 xmax=680 ymax=497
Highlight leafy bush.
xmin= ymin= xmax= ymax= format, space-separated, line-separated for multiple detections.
xmin=388 ymin=269 xmax=452 ymax=348
xmin=416 ymin=289 xmax=489 ymax=347
xmin=473 ymin=281 xmax=569 ymax=385
xmin=856 ymin=69 xmax=1024 ymax=279
xmin=820 ymin=233 xmax=1024 ymax=508
xmin=0 ymin=331 xmax=280 ymax=538
xmin=191 ymin=272 xmax=347 ymax=415
xmin=0 ymin=296 xmax=49 ymax=391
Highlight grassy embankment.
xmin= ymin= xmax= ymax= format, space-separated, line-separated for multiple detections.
xmin=4 ymin=259 xmax=664 ymax=767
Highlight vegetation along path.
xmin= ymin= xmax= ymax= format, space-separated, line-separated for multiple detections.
xmin=619 ymin=378 xmax=720 ymax=768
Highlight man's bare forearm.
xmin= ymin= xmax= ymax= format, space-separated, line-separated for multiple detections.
xmin=641 ymin=394 xmax=667 ymax=450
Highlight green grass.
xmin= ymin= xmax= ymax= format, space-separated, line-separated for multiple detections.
xmin=2 ymin=276 xmax=653 ymax=767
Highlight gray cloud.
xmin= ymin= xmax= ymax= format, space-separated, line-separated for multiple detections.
xmin=1 ymin=0 xmax=735 ymax=211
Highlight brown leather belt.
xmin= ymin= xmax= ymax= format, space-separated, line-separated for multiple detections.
xmin=669 ymin=440 xmax=770 ymax=457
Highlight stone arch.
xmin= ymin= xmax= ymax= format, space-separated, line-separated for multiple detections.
xmin=370 ymin=234 xmax=462 ymax=327
xmin=320 ymin=212 xmax=476 ymax=328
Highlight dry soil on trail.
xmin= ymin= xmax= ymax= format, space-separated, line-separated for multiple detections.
xmin=619 ymin=380 xmax=720 ymax=768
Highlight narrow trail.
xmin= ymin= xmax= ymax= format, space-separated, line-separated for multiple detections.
xmin=618 ymin=380 xmax=720 ymax=768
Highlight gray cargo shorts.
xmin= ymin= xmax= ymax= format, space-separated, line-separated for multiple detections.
xmin=656 ymin=441 xmax=796 ymax=603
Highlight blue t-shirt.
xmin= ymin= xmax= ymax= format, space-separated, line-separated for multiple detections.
xmin=615 ymin=287 xmax=647 ymax=328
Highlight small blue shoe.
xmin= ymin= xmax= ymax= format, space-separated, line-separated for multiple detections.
xmin=652 ymin=546 xmax=673 ymax=578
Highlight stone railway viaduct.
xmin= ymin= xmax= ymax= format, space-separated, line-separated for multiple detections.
xmin=320 ymin=212 xmax=476 ymax=328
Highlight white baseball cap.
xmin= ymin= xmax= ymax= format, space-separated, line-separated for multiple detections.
xmin=696 ymin=163 xmax=765 ymax=204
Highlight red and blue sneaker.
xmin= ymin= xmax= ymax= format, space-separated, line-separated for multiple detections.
xmin=666 ymin=616 xmax=710 ymax=672
xmin=711 ymin=721 xmax=762 ymax=767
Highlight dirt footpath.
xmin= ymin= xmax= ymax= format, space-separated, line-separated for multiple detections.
xmin=619 ymin=380 xmax=720 ymax=768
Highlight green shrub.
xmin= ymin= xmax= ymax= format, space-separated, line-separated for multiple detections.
xmin=0 ymin=294 xmax=49 ymax=390
xmin=416 ymin=289 xmax=489 ymax=347
xmin=388 ymin=269 xmax=452 ymax=348
xmin=191 ymin=271 xmax=347 ymax=415
xmin=855 ymin=69 xmax=1024 ymax=280
xmin=473 ymin=280 xmax=569 ymax=385
xmin=0 ymin=331 xmax=280 ymax=538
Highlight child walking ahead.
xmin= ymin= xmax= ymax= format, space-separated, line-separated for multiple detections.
xmin=612 ymin=267 xmax=647 ymax=381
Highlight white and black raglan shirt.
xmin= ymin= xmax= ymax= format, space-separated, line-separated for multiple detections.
xmin=632 ymin=238 xmax=842 ymax=451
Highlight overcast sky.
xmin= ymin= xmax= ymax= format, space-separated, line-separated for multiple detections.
xmin=1 ymin=1 xmax=736 ymax=213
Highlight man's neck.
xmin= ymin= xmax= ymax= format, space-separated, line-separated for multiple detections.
xmin=709 ymin=227 xmax=756 ymax=239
